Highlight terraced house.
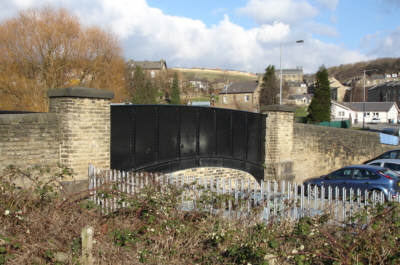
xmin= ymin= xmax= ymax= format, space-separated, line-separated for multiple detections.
xmin=331 ymin=101 xmax=399 ymax=124
xmin=219 ymin=79 xmax=261 ymax=112
xmin=368 ymin=81 xmax=400 ymax=106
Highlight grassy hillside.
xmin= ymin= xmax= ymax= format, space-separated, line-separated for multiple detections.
xmin=328 ymin=57 xmax=400 ymax=82
xmin=171 ymin=68 xmax=258 ymax=83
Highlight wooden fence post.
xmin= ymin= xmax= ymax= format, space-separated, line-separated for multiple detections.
xmin=81 ymin=226 xmax=94 ymax=265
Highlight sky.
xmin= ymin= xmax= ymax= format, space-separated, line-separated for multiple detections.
xmin=0 ymin=0 xmax=399 ymax=73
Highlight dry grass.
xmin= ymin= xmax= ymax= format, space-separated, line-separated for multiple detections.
xmin=2 ymin=166 xmax=400 ymax=265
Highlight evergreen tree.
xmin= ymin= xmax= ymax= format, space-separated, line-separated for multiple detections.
xmin=259 ymin=65 xmax=279 ymax=106
xmin=170 ymin=72 xmax=181 ymax=104
xmin=308 ymin=66 xmax=331 ymax=122
xmin=131 ymin=66 xmax=157 ymax=104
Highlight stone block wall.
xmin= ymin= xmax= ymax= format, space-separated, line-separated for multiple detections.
xmin=0 ymin=113 xmax=59 ymax=170
xmin=0 ymin=87 xmax=113 ymax=184
xmin=171 ymin=167 xmax=255 ymax=181
xmin=48 ymin=87 xmax=113 ymax=180
xmin=292 ymin=123 xmax=398 ymax=182
xmin=262 ymin=106 xmax=295 ymax=180
xmin=170 ymin=167 xmax=260 ymax=190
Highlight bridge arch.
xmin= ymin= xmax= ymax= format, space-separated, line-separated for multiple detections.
xmin=111 ymin=104 xmax=266 ymax=182
xmin=170 ymin=167 xmax=258 ymax=183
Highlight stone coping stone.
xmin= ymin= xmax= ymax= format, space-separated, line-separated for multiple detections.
xmin=60 ymin=179 xmax=89 ymax=195
xmin=0 ymin=113 xmax=57 ymax=125
xmin=48 ymin=87 xmax=114 ymax=99
xmin=260 ymin=104 xmax=296 ymax=113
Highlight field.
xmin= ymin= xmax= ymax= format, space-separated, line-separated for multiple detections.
xmin=172 ymin=67 xmax=258 ymax=82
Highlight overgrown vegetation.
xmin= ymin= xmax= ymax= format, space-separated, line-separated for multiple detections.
xmin=2 ymin=166 xmax=400 ymax=264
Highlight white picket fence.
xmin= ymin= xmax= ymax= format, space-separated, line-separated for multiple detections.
xmin=88 ymin=166 xmax=400 ymax=223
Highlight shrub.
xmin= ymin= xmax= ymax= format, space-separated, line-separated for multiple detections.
xmin=1 ymin=165 xmax=400 ymax=264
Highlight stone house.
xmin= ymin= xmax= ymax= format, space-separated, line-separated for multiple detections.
xmin=189 ymin=80 xmax=208 ymax=92
xmin=287 ymin=94 xmax=312 ymax=106
xmin=307 ymin=76 xmax=349 ymax=102
xmin=218 ymin=79 xmax=261 ymax=112
xmin=286 ymin=81 xmax=307 ymax=95
xmin=329 ymin=77 xmax=350 ymax=102
xmin=126 ymin=59 xmax=169 ymax=100
xmin=331 ymin=101 xmax=399 ymax=124
xmin=126 ymin=59 xmax=167 ymax=79
xmin=277 ymin=67 xmax=303 ymax=83
xmin=368 ymin=81 xmax=400 ymax=106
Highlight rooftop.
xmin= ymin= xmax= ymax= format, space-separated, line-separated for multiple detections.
xmin=288 ymin=94 xmax=311 ymax=100
xmin=219 ymin=80 xmax=259 ymax=94
xmin=127 ymin=59 xmax=167 ymax=70
xmin=339 ymin=102 xmax=398 ymax=112
xmin=369 ymin=81 xmax=400 ymax=90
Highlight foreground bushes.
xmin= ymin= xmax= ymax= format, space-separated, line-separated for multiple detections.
xmin=1 ymin=166 xmax=400 ymax=264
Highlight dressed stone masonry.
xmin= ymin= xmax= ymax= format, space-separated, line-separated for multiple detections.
xmin=0 ymin=113 xmax=59 ymax=171
xmin=171 ymin=167 xmax=254 ymax=180
xmin=261 ymin=105 xmax=295 ymax=181
xmin=48 ymin=87 xmax=114 ymax=180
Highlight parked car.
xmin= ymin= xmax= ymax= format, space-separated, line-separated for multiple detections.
xmin=381 ymin=127 xmax=399 ymax=136
xmin=363 ymin=149 xmax=400 ymax=164
xmin=303 ymin=165 xmax=400 ymax=200
xmin=367 ymin=159 xmax=400 ymax=174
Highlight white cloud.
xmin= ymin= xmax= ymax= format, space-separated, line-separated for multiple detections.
xmin=316 ymin=0 xmax=339 ymax=11
xmin=0 ymin=0 xmax=368 ymax=73
xmin=302 ymin=21 xmax=339 ymax=37
xmin=365 ymin=27 xmax=400 ymax=57
xmin=237 ymin=0 xmax=318 ymax=25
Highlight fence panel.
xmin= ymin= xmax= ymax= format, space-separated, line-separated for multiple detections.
xmin=88 ymin=166 xmax=394 ymax=224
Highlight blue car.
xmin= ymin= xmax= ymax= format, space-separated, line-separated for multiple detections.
xmin=304 ymin=165 xmax=400 ymax=200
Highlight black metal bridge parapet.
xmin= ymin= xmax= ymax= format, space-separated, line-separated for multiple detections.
xmin=111 ymin=104 xmax=266 ymax=182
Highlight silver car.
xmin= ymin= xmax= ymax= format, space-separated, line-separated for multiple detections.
xmin=367 ymin=159 xmax=400 ymax=174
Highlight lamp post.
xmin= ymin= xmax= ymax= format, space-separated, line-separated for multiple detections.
xmin=279 ymin=39 xmax=304 ymax=105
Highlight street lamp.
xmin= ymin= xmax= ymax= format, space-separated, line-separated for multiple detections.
xmin=279 ymin=39 xmax=304 ymax=105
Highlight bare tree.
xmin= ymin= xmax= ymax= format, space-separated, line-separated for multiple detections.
xmin=0 ymin=6 xmax=128 ymax=112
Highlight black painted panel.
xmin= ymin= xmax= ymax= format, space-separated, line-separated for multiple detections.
xmin=216 ymin=109 xmax=232 ymax=157
xmin=110 ymin=105 xmax=266 ymax=181
xmin=232 ymin=111 xmax=246 ymax=160
xmin=158 ymin=106 xmax=179 ymax=161
xmin=180 ymin=109 xmax=197 ymax=157
xmin=134 ymin=106 xmax=157 ymax=167
xmin=247 ymin=113 xmax=261 ymax=163
xmin=199 ymin=108 xmax=216 ymax=156
xmin=111 ymin=106 xmax=133 ymax=170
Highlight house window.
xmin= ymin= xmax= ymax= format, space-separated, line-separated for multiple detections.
xmin=223 ymin=96 xmax=227 ymax=104
xmin=150 ymin=71 xmax=155 ymax=78
xmin=244 ymin=95 xmax=250 ymax=102
xmin=339 ymin=111 xmax=345 ymax=117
